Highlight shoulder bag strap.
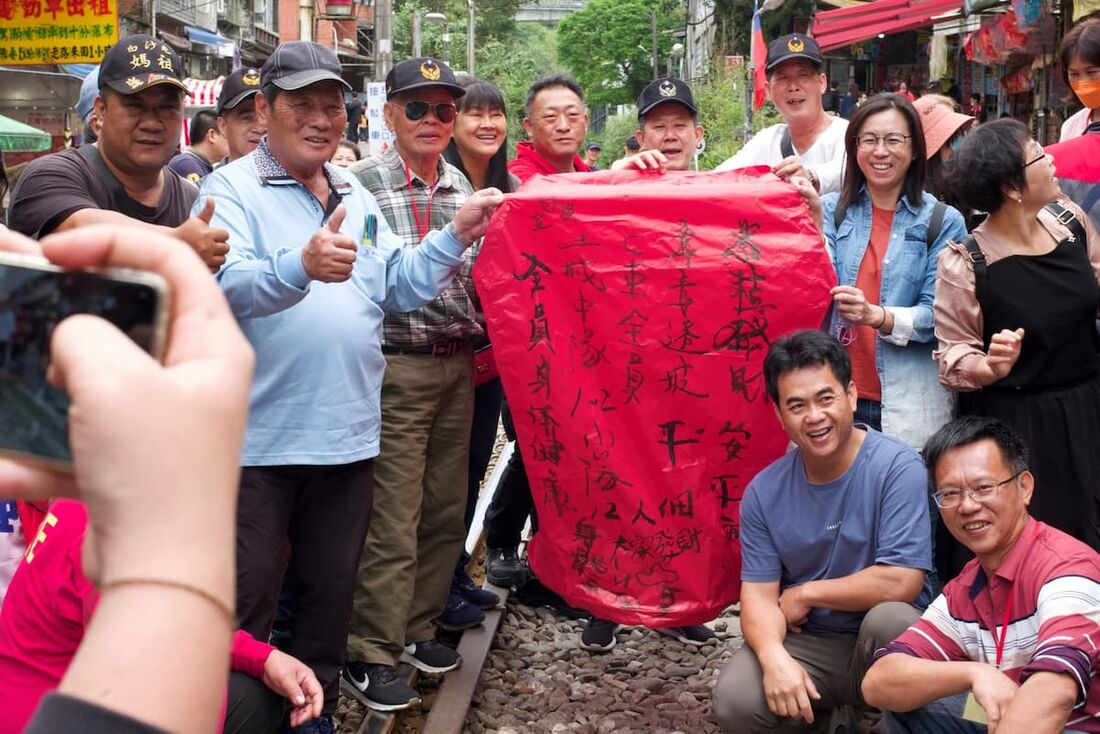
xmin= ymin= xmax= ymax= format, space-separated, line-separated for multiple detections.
xmin=1044 ymin=201 xmax=1087 ymax=247
xmin=780 ymin=125 xmax=796 ymax=159
xmin=959 ymin=234 xmax=989 ymax=308
xmin=926 ymin=200 xmax=946 ymax=250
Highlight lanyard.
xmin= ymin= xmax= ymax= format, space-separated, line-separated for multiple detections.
xmin=403 ymin=162 xmax=434 ymax=239
xmin=990 ymin=587 xmax=1014 ymax=669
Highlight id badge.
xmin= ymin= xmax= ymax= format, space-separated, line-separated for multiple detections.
xmin=962 ymin=692 xmax=989 ymax=725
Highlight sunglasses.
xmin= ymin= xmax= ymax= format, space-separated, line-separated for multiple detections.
xmin=397 ymin=100 xmax=457 ymax=123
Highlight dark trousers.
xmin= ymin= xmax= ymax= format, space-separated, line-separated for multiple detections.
xmin=236 ymin=460 xmax=374 ymax=714
xmin=225 ymin=671 xmax=285 ymax=734
xmin=484 ymin=401 xmax=537 ymax=549
xmin=457 ymin=378 xmax=504 ymax=569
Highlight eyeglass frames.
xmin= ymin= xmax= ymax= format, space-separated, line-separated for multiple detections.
xmin=396 ymin=100 xmax=457 ymax=123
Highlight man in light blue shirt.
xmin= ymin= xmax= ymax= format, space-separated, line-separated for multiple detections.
xmin=193 ymin=41 xmax=502 ymax=733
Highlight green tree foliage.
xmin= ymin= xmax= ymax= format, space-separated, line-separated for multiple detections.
xmin=556 ymin=0 xmax=684 ymax=107
xmin=711 ymin=0 xmax=819 ymax=58
xmin=391 ymin=0 xmax=524 ymax=67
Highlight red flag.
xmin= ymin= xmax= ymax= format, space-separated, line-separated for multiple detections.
xmin=473 ymin=168 xmax=835 ymax=626
xmin=751 ymin=6 xmax=768 ymax=109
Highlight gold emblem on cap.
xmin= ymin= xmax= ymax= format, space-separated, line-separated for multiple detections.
xmin=125 ymin=76 xmax=142 ymax=89
xmin=419 ymin=60 xmax=441 ymax=81
xmin=787 ymin=37 xmax=805 ymax=53
xmin=243 ymin=69 xmax=261 ymax=86
xmin=658 ymin=80 xmax=677 ymax=97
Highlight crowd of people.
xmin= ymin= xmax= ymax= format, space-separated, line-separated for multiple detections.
xmin=0 ymin=13 xmax=1097 ymax=734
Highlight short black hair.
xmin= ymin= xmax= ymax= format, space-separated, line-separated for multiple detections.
xmin=922 ymin=416 xmax=1030 ymax=485
xmin=763 ymin=329 xmax=852 ymax=404
xmin=838 ymin=94 xmax=927 ymax=214
xmin=524 ymin=74 xmax=584 ymax=118
xmin=262 ymin=84 xmax=281 ymax=107
xmin=950 ymin=118 xmax=1030 ymax=215
xmin=625 ymin=136 xmax=641 ymax=151
xmin=971 ymin=92 xmax=982 ymax=102
xmin=335 ymin=139 xmax=361 ymax=161
xmin=189 ymin=110 xmax=219 ymax=146
xmin=1059 ymin=18 xmax=1100 ymax=101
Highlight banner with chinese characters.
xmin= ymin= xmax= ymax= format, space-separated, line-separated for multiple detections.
xmin=474 ymin=168 xmax=836 ymax=626
xmin=0 ymin=0 xmax=118 ymax=66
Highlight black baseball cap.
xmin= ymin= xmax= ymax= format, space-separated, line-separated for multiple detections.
xmin=98 ymin=35 xmax=188 ymax=96
xmin=385 ymin=57 xmax=465 ymax=99
xmin=765 ymin=33 xmax=823 ymax=72
xmin=586 ymin=142 xmax=601 ymax=151
xmin=217 ymin=67 xmax=262 ymax=115
xmin=637 ymin=76 xmax=697 ymax=118
xmin=262 ymin=41 xmax=351 ymax=92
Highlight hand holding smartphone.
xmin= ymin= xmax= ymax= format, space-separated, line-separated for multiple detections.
xmin=0 ymin=251 xmax=169 ymax=469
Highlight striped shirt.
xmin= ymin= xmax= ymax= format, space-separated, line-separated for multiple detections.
xmin=878 ymin=519 xmax=1100 ymax=731
xmin=350 ymin=146 xmax=482 ymax=348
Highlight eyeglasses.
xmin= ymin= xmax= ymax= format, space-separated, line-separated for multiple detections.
xmin=932 ymin=472 xmax=1022 ymax=509
xmin=1023 ymin=149 xmax=1048 ymax=167
xmin=396 ymin=100 xmax=457 ymax=123
xmin=855 ymin=133 xmax=911 ymax=151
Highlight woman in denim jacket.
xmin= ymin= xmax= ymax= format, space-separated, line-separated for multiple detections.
xmin=821 ymin=94 xmax=966 ymax=451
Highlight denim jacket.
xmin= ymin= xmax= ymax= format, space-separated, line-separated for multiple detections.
xmin=822 ymin=188 xmax=966 ymax=450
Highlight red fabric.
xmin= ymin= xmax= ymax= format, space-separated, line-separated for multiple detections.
xmin=16 ymin=501 xmax=49 ymax=543
xmin=849 ymin=207 xmax=893 ymax=402
xmin=508 ymin=142 xmax=590 ymax=183
xmin=474 ymin=167 xmax=835 ymax=626
xmin=0 ymin=501 xmax=273 ymax=734
xmin=1048 ymin=133 xmax=1100 ymax=183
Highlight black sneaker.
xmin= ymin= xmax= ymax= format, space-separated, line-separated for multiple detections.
xmin=400 ymin=640 xmax=462 ymax=674
xmin=340 ymin=661 xmax=420 ymax=712
xmin=435 ymin=592 xmax=485 ymax=631
xmin=486 ymin=547 xmax=528 ymax=587
xmin=579 ymin=617 xmax=623 ymax=652
xmin=453 ymin=568 xmax=500 ymax=609
xmin=656 ymin=624 xmax=717 ymax=647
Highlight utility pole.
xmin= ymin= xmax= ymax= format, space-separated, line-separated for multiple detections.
xmin=466 ymin=0 xmax=475 ymax=75
xmin=376 ymin=0 xmax=393 ymax=78
xmin=651 ymin=9 xmax=658 ymax=80
xmin=412 ymin=9 xmax=421 ymax=58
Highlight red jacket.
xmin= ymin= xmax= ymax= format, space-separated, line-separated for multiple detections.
xmin=508 ymin=141 xmax=590 ymax=183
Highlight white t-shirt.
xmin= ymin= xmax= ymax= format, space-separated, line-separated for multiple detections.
xmin=715 ymin=116 xmax=849 ymax=194
xmin=1060 ymin=106 xmax=1091 ymax=143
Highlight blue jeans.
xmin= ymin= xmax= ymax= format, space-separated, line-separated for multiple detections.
xmin=887 ymin=692 xmax=1086 ymax=734
xmin=855 ymin=398 xmax=882 ymax=431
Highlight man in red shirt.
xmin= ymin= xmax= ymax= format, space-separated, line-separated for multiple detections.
xmin=509 ymin=74 xmax=592 ymax=180
xmin=863 ymin=417 xmax=1100 ymax=732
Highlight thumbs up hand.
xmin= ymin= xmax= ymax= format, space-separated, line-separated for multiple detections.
xmin=174 ymin=198 xmax=231 ymax=272
xmin=301 ymin=204 xmax=358 ymax=283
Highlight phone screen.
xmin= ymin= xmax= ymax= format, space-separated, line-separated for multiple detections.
xmin=0 ymin=260 xmax=166 ymax=466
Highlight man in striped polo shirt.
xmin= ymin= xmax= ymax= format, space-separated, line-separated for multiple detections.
xmin=863 ymin=416 xmax=1100 ymax=733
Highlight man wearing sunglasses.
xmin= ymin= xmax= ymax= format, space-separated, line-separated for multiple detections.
xmin=343 ymin=56 xmax=490 ymax=713
xmin=863 ymin=416 xmax=1100 ymax=733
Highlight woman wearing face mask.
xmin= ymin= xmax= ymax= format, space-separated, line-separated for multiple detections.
xmin=1059 ymin=17 xmax=1100 ymax=141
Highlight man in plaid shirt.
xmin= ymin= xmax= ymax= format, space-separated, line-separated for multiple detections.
xmin=342 ymin=57 xmax=495 ymax=713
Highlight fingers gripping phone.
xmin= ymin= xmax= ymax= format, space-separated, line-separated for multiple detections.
xmin=0 ymin=251 xmax=169 ymax=469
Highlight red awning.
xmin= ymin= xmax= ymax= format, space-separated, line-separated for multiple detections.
xmin=812 ymin=0 xmax=964 ymax=51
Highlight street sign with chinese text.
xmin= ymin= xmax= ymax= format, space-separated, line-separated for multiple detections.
xmin=0 ymin=0 xmax=119 ymax=66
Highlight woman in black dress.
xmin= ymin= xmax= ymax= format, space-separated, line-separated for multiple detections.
xmin=934 ymin=119 xmax=1100 ymax=556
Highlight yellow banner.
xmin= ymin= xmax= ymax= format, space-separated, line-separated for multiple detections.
xmin=0 ymin=0 xmax=119 ymax=65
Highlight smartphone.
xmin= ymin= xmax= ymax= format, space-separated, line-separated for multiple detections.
xmin=0 ymin=251 xmax=169 ymax=470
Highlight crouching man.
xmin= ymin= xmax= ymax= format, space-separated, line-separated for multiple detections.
xmin=862 ymin=416 xmax=1100 ymax=733
xmin=712 ymin=329 xmax=933 ymax=733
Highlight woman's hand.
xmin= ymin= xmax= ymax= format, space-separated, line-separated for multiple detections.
xmin=790 ymin=175 xmax=824 ymax=235
xmin=978 ymin=328 xmax=1025 ymax=384
xmin=830 ymin=285 xmax=886 ymax=328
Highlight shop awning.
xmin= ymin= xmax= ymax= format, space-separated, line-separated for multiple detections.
xmin=159 ymin=30 xmax=193 ymax=52
xmin=0 ymin=67 xmax=82 ymax=113
xmin=185 ymin=26 xmax=237 ymax=58
xmin=812 ymin=0 xmax=964 ymax=51
xmin=183 ymin=76 xmax=225 ymax=108
xmin=0 ymin=113 xmax=51 ymax=153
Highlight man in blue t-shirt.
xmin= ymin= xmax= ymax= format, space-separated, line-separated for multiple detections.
xmin=712 ymin=329 xmax=933 ymax=733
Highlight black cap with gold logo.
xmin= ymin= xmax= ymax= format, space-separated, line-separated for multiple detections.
xmin=765 ymin=33 xmax=823 ymax=72
xmin=98 ymin=34 xmax=188 ymax=96
xmin=385 ymin=57 xmax=465 ymax=99
xmin=217 ymin=67 xmax=262 ymax=115
xmin=637 ymin=76 xmax=697 ymax=119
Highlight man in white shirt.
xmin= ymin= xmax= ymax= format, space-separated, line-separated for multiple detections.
xmin=716 ymin=34 xmax=847 ymax=194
